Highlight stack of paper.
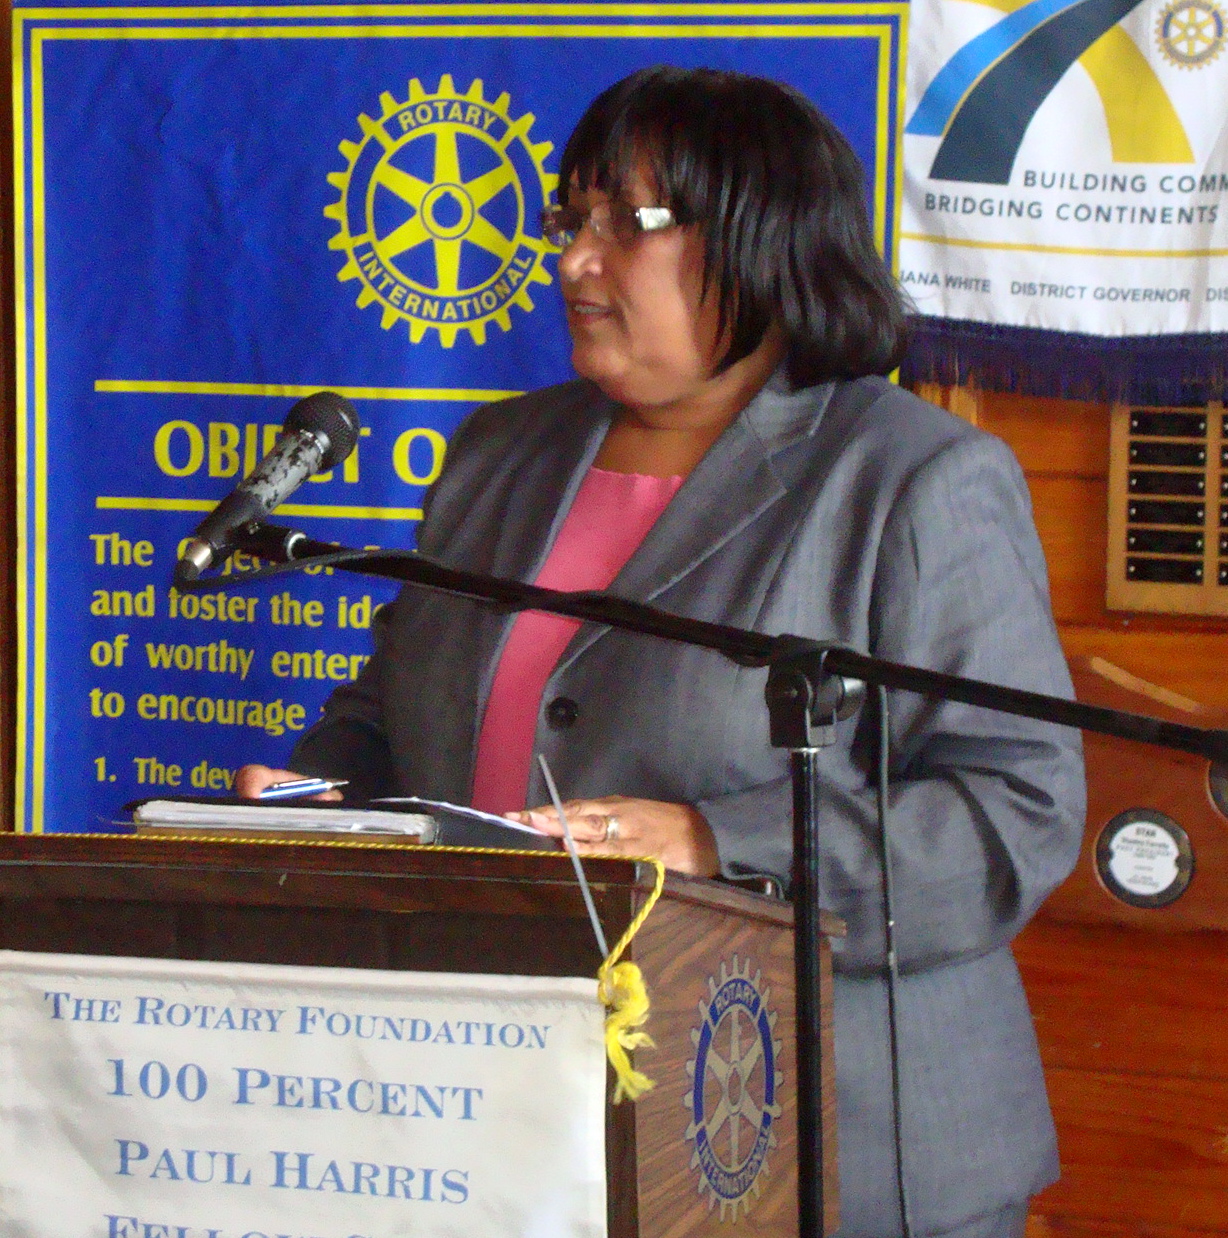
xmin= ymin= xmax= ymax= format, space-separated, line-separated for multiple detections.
xmin=127 ymin=796 xmax=556 ymax=850
xmin=131 ymin=799 xmax=435 ymax=839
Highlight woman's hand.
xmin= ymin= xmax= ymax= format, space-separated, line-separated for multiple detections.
xmin=233 ymin=764 xmax=343 ymax=801
xmin=506 ymin=795 xmax=719 ymax=876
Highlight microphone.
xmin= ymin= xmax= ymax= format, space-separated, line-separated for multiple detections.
xmin=176 ymin=391 xmax=360 ymax=581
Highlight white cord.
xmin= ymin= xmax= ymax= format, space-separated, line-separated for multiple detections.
xmin=537 ymin=754 xmax=609 ymax=958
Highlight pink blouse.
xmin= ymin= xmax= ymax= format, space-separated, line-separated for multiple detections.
xmin=470 ymin=466 xmax=683 ymax=813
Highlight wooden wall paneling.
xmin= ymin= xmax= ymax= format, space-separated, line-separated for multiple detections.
xmin=1033 ymin=1067 xmax=1228 ymax=1232
xmin=1027 ymin=1219 xmax=1228 ymax=1238
xmin=1026 ymin=474 xmax=1112 ymax=627
xmin=1016 ymin=658 xmax=1228 ymax=1233
xmin=974 ymin=392 xmax=1112 ymax=480
xmin=1058 ymin=629 xmax=1228 ymax=710
xmin=911 ymin=382 xmax=984 ymax=428
xmin=919 ymin=385 xmax=1112 ymax=479
xmin=1015 ymin=921 xmax=1228 ymax=1082
xmin=918 ymin=384 xmax=1228 ymax=709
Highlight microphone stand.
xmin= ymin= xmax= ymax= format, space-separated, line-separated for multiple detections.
xmin=176 ymin=526 xmax=1228 ymax=1238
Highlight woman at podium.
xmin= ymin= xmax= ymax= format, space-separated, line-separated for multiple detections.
xmin=239 ymin=67 xmax=1085 ymax=1238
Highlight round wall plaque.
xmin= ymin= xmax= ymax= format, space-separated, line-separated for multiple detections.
xmin=1094 ymin=810 xmax=1194 ymax=908
xmin=1209 ymin=764 xmax=1228 ymax=818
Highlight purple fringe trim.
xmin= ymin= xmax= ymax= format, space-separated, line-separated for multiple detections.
xmin=900 ymin=316 xmax=1228 ymax=406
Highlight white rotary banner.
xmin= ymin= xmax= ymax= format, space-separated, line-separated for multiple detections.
xmin=0 ymin=951 xmax=606 ymax=1238
xmin=901 ymin=0 xmax=1228 ymax=335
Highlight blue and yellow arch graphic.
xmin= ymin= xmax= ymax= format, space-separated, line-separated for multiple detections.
xmin=908 ymin=0 xmax=1193 ymax=183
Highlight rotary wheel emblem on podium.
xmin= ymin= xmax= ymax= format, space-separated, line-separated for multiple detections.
xmin=685 ymin=957 xmax=783 ymax=1220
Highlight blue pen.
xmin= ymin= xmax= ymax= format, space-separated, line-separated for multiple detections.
xmin=258 ymin=777 xmax=349 ymax=800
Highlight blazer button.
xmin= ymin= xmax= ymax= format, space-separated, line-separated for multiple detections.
xmin=545 ymin=697 xmax=579 ymax=730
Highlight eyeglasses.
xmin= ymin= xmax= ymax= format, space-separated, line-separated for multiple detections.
xmin=541 ymin=202 xmax=676 ymax=248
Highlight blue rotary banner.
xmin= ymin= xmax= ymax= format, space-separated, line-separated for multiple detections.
xmin=13 ymin=0 xmax=905 ymax=833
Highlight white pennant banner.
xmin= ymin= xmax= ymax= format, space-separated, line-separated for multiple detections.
xmin=0 ymin=951 xmax=605 ymax=1238
xmin=901 ymin=0 xmax=1228 ymax=334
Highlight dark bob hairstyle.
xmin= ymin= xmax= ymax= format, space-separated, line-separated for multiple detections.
xmin=559 ymin=66 xmax=907 ymax=386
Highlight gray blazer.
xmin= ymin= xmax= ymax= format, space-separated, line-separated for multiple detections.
xmin=293 ymin=372 xmax=1086 ymax=1237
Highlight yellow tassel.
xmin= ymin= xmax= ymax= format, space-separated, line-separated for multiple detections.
xmin=599 ymin=960 xmax=656 ymax=1102
xmin=595 ymin=859 xmax=666 ymax=1103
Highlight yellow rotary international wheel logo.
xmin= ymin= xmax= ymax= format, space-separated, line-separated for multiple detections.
xmin=325 ymin=76 xmax=558 ymax=347
xmin=1157 ymin=0 xmax=1227 ymax=67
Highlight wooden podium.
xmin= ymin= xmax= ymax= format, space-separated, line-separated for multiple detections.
xmin=0 ymin=834 xmax=841 ymax=1236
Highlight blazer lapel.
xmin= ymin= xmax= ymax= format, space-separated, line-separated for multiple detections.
xmin=555 ymin=376 xmax=836 ymax=673
xmin=465 ymin=385 xmax=613 ymax=744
